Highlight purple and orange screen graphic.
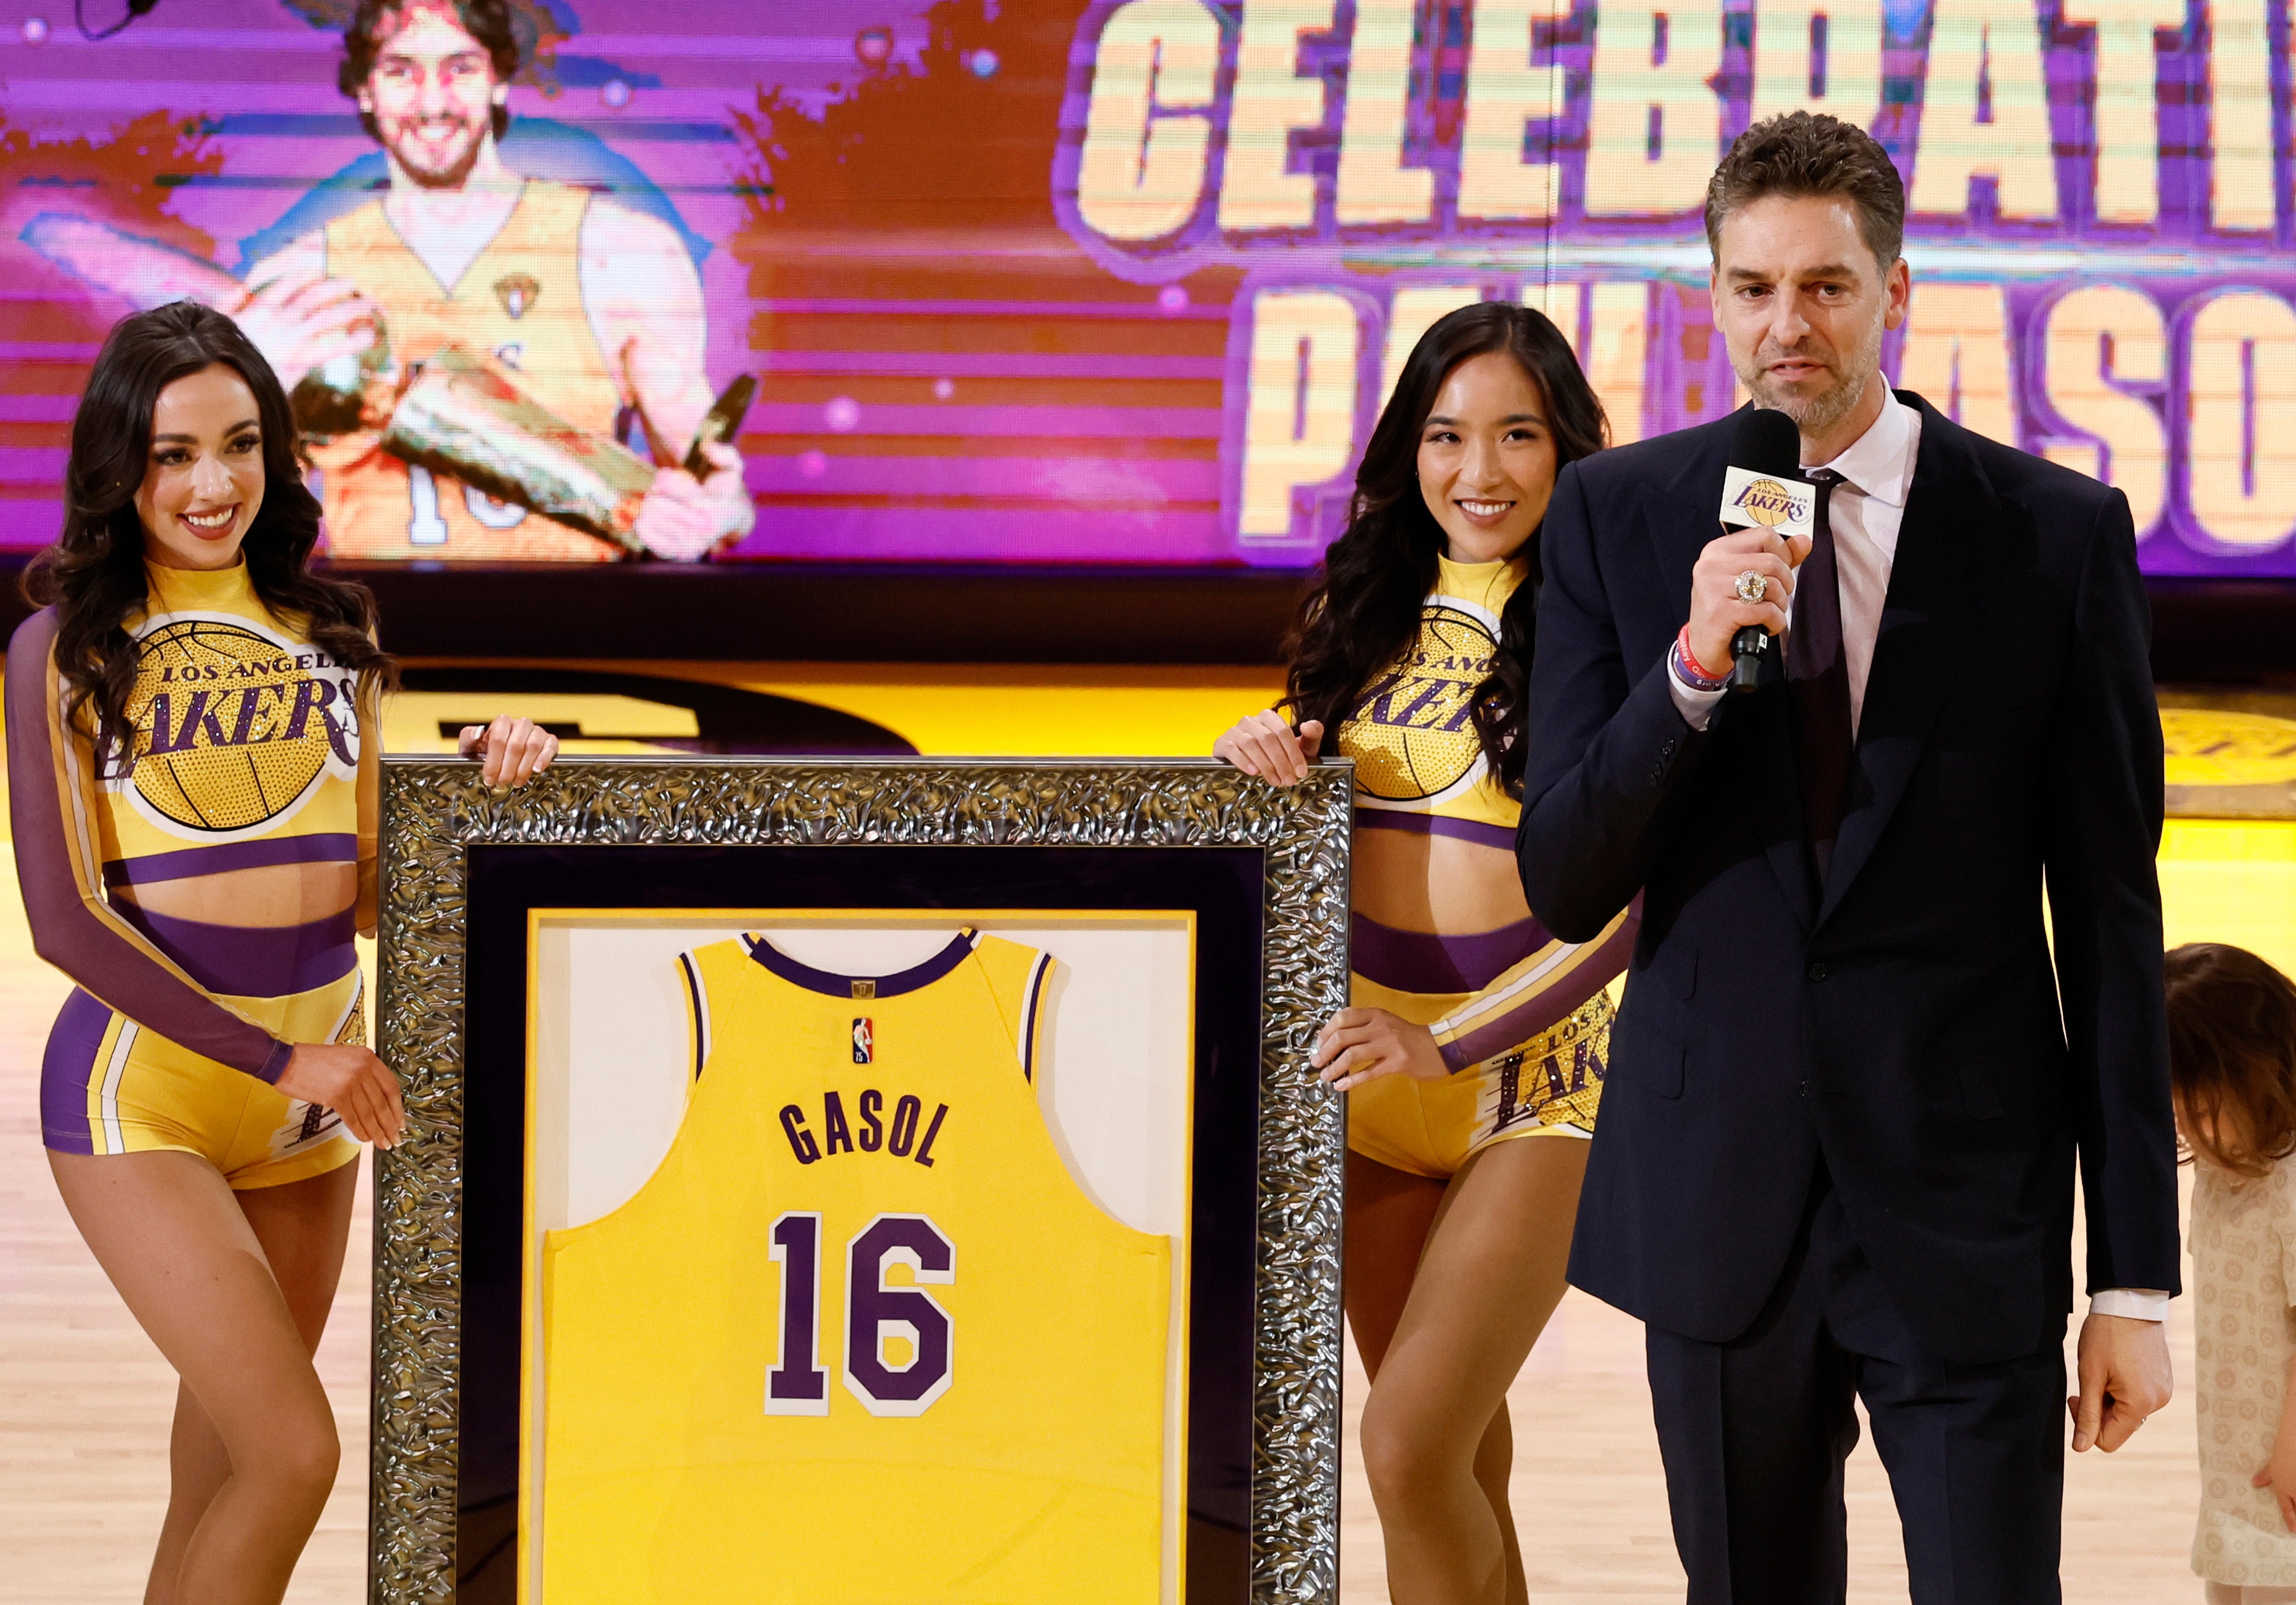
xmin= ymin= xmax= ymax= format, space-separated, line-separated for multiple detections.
xmin=2 ymin=0 xmax=2294 ymax=572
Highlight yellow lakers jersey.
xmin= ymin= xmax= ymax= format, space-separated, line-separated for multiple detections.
xmin=1335 ymin=551 xmax=1529 ymax=838
xmin=315 ymin=179 xmax=621 ymax=561
xmin=99 ymin=560 xmax=370 ymax=880
xmin=535 ymin=930 xmax=1175 ymax=1604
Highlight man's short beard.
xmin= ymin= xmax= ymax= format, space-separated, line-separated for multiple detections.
xmin=389 ymin=123 xmax=486 ymax=190
xmin=1743 ymin=320 xmax=1884 ymax=441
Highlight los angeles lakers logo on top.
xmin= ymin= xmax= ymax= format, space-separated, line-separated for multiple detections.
xmin=119 ymin=614 xmax=360 ymax=838
xmin=1347 ymin=603 xmax=1498 ymax=802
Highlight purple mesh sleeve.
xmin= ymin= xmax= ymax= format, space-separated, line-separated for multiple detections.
xmin=7 ymin=610 xmax=293 ymax=1083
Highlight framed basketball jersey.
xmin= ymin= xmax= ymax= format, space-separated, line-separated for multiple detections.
xmin=523 ymin=916 xmax=1192 ymax=1602
xmin=370 ymin=757 xmax=1351 ymax=1605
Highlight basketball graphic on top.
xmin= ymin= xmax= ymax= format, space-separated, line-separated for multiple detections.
xmin=1346 ymin=605 xmax=1497 ymax=802
xmin=123 ymin=617 xmax=357 ymax=835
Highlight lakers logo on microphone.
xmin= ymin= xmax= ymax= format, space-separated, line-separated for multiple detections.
xmin=1732 ymin=478 xmax=1801 ymax=526
xmin=1718 ymin=465 xmax=1816 ymax=540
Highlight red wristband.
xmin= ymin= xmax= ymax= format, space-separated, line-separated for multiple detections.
xmin=1675 ymin=624 xmax=1731 ymax=686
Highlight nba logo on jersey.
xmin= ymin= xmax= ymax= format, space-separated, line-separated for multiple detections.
xmin=851 ymin=1017 xmax=873 ymax=1064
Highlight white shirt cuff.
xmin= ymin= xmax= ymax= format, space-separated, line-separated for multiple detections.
xmin=1667 ymin=657 xmax=1729 ymax=731
xmin=2088 ymin=1288 xmax=2172 ymax=1321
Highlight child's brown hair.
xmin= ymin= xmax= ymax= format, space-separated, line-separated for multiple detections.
xmin=2165 ymin=943 xmax=2296 ymax=1178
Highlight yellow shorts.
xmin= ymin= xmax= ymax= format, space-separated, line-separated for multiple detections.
xmin=1346 ymin=984 xmax=1610 ymax=1180
xmin=39 ymin=967 xmax=366 ymax=1190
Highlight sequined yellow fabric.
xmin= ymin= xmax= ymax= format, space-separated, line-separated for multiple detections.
xmin=1486 ymin=991 xmax=1609 ymax=1137
xmin=1335 ymin=551 xmax=1530 ymax=834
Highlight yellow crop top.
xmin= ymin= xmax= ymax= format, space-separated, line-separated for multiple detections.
xmin=1335 ymin=552 xmax=1529 ymax=850
xmin=99 ymin=560 xmax=375 ymax=890
xmin=5 ymin=559 xmax=380 ymax=1081
xmin=1327 ymin=550 xmax=1635 ymax=1078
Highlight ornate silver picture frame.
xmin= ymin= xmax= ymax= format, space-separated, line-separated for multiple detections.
xmin=370 ymin=756 xmax=1352 ymax=1604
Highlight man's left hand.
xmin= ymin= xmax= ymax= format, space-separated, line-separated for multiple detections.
xmin=2069 ymin=1311 xmax=2172 ymax=1452
xmin=632 ymin=442 xmax=754 ymax=561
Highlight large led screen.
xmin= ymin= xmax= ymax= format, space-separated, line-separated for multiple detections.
xmin=1 ymin=0 xmax=2292 ymax=572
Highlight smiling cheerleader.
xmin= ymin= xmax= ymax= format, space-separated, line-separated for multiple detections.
xmin=7 ymin=301 xmax=559 ymax=1605
xmin=1215 ymin=302 xmax=1630 ymax=1604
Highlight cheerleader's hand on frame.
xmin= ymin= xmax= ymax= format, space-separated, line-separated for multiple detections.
xmin=459 ymin=715 xmax=561 ymax=787
xmin=1312 ymin=1007 xmax=1446 ymax=1090
xmin=1213 ymin=710 xmax=1323 ymax=786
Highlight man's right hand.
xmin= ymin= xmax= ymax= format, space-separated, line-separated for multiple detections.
xmin=276 ymin=1041 xmax=405 ymax=1150
xmin=229 ymin=273 xmax=381 ymax=391
xmin=1687 ymin=525 xmax=1813 ymax=677
xmin=1214 ymin=711 xmax=1324 ymax=786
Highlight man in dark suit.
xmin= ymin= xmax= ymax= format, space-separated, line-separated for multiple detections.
xmin=1518 ymin=112 xmax=2179 ymax=1599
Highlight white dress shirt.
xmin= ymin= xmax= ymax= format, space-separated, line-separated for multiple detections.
xmin=1665 ymin=397 xmax=2169 ymax=1324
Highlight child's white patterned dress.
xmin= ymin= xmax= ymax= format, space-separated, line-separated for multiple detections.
xmin=2194 ymin=1156 xmax=2296 ymax=1588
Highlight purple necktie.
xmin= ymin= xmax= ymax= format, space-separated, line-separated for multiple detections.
xmin=1786 ymin=470 xmax=1851 ymax=877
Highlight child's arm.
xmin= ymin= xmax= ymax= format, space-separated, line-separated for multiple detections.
xmin=2253 ymin=1345 xmax=2296 ymax=1531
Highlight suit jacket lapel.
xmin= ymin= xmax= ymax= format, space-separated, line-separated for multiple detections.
xmin=1815 ymin=399 xmax=2007 ymax=929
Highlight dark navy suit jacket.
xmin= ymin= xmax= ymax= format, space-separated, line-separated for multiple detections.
xmin=1518 ymin=393 xmax=2181 ymax=1366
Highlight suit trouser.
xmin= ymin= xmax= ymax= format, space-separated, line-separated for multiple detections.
xmin=1643 ymin=1174 xmax=2066 ymax=1604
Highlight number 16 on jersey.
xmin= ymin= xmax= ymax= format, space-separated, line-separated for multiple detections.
xmin=766 ymin=1210 xmax=956 ymax=1418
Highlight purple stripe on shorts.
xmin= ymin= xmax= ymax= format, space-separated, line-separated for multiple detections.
xmin=1435 ymin=905 xmax=1642 ymax=1072
xmin=745 ymin=929 xmax=977 ymax=999
xmin=104 ymin=833 xmax=359 ymax=889
xmin=1354 ymin=810 xmax=1517 ymax=852
xmin=39 ymin=987 xmax=112 ymax=1154
xmin=113 ymin=902 xmax=358 ymax=997
xmin=1350 ymin=910 xmax=1551 ymax=996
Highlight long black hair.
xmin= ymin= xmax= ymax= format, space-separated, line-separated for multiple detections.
xmin=24 ymin=301 xmax=394 ymax=774
xmin=1283 ymin=301 xmax=1607 ymax=797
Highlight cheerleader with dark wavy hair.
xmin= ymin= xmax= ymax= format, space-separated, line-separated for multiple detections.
xmin=8 ymin=301 xmax=557 ymax=1605
xmin=1215 ymin=301 xmax=1632 ymax=1602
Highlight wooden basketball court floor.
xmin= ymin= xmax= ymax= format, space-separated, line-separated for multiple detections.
xmin=2 ymin=664 xmax=2292 ymax=1601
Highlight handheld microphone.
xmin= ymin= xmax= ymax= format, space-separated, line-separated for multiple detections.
xmin=1716 ymin=408 xmax=1815 ymax=693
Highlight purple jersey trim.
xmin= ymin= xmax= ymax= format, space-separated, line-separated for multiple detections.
xmin=678 ymin=951 xmax=706 ymax=1079
xmin=7 ymin=608 xmax=288 ymax=1081
xmin=743 ymin=928 xmax=978 ymax=998
xmin=1018 ymin=950 xmax=1050 ymax=1083
xmin=1350 ymin=909 xmax=1550 ymax=996
xmin=104 ymin=833 xmax=359 ymax=889
xmin=113 ymin=902 xmax=358 ymax=999
xmin=1354 ymin=810 xmax=1517 ymax=852
xmin=39 ymin=986 xmax=110 ymax=1155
